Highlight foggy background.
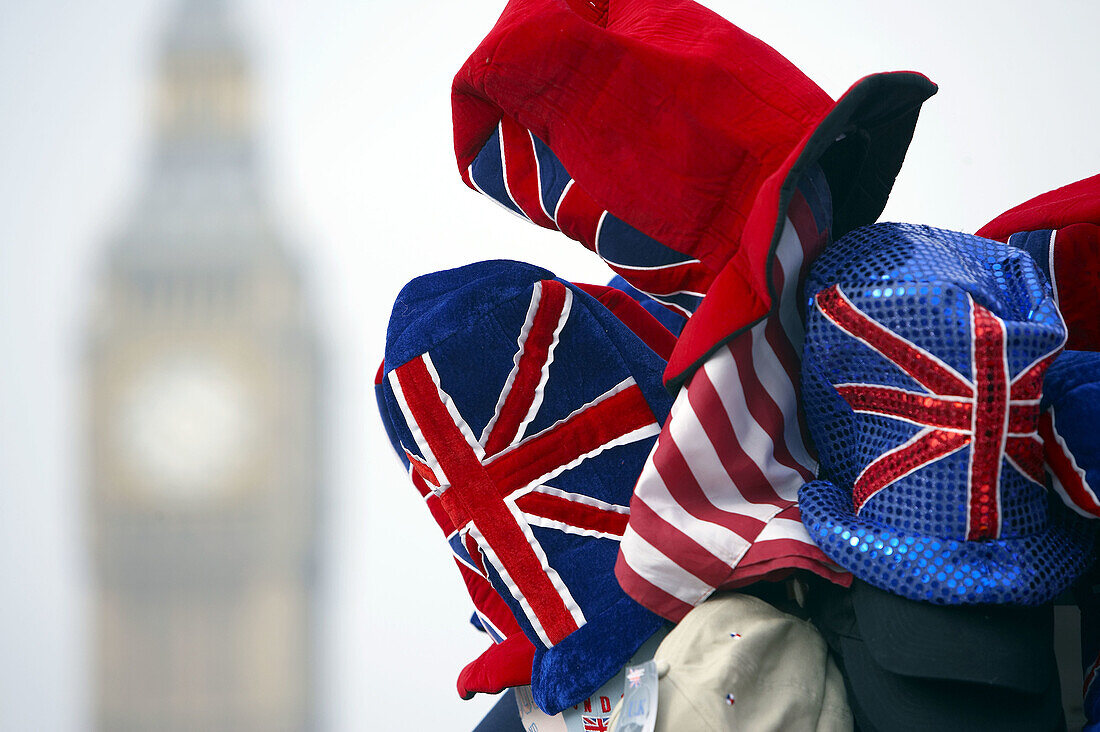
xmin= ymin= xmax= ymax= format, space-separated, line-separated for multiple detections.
xmin=0 ymin=0 xmax=1096 ymax=729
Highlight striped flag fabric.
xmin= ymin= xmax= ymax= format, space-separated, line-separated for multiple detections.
xmin=462 ymin=115 xmax=715 ymax=318
xmin=614 ymin=167 xmax=850 ymax=622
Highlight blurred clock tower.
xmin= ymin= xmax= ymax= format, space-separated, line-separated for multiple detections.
xmin=86 ymin=1 xmax=320 ymax=730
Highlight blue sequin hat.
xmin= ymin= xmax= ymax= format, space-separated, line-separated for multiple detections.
xmin=798 ymin=222 xmax=1093 ymax=604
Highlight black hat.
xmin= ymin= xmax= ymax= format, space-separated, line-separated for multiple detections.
xmin=810 ymin=579 xmax=1065 ymax=731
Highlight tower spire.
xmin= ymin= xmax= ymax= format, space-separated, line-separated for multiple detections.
xmin=154 ymin=0 xmax=253 ymax=151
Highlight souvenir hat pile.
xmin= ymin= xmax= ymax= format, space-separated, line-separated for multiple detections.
xmin=798 ymin=221 xmax=1093 ymax=605
xmin=377 ymin=260 xmax=674 ymax=714
xmin=452 ymin=0 xmax=937 ymax=387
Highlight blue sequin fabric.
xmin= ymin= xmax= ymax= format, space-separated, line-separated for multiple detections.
xmin=798 ymin=222 xmax=1093 ymax=604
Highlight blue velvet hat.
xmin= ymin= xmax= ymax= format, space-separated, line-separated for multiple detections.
xmin=378 ymin=260 xmax=671 ymax=714
xmin=798 ymin=223 xmax=1093 ymax=605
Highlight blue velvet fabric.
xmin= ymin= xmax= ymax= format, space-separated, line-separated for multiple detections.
xmin=1041 ymin=351 xmax=1100 ymax=494
xmin=380 ymin=260 xmax=670 ymax=714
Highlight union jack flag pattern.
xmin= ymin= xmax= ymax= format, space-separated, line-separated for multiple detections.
xmin=380 ymin=260 xmax=670 ymax=714
xmin=581 ymin=716 xmax=610 ymax=732
xmin=375 ymin=361 xmax=535 ymax=698
xmin=463 ymin=115 xmax=714 ymax=317
xmin=798 ymin=222 xmax=1094 ymax=605
xmin=614 ymin=167 xmax=847 ymax=622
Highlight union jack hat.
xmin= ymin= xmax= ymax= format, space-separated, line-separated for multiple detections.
xmin=378 ymin=260 xmax=672 ymax=713
xmin=452 ymin=0 xmax=936 ymax=387
xmin=797 ymin=222 xmax=1094 ymax=605
xmin=373 ymin=277 xmax=677 ymax=702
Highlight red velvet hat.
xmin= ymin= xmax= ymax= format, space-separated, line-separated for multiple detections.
xmin=452 ymin=0 xmax=936 ymax=387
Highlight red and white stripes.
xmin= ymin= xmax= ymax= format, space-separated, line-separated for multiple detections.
xmin=616 ymin=196 xmax=845 ymax=622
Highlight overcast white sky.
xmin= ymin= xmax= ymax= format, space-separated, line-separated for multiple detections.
xmin=0 ymin=1 xmax=1097 ymax=730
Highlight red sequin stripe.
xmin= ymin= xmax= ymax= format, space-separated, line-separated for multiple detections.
xmin=1007 ymin=403 xmax=1040 ymax=434
xmin=1004 ymin=435 xmax=1045 ymax=485
xmin=1010 ymin=351 xmax=1060 ymax=402
xmin=967 ymin=303 xmax=1009 ymax=540
xmin=836 ymin=385 xmax=972 ymax=431
xmin=815 ymin=286 xmax=970 ymax=398
xmin=853 ymin=430 xmax=970 ymax=512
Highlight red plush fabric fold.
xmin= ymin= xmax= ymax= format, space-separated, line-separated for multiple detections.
xmin=976 ymin=173 xmax=1100 ymax=242
xmin=977 ymin=173 xmax=1100 ymax=351
xmin=457 ymin=634 xmax=537 ymax=699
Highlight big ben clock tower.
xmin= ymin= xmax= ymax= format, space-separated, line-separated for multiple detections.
xmin=86 ymin=1 xmax=320 ymax=730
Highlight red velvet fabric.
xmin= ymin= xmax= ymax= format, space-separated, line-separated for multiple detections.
xmin=977 ymin=174 xmax=1100 ymax=351
xmin=457 ymin=634 xmax=537 ymax=700
xmin=453 ymin=0 xmax=935 ymax=387
xmin=976 ymin=173 xmax=1100 ymax=242
xmin=454 ymin=0 xmax=828 ymax=276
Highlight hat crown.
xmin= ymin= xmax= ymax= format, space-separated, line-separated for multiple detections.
xmin=803 ymin=224 xmax=1065 ymax=542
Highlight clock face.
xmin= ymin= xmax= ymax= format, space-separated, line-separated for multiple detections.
xmin=112 ymin=350 xmax=258 ymax=503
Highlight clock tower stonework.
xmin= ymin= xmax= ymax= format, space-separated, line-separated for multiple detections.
xmin=86 ymin=2 xmax=320 ymax=730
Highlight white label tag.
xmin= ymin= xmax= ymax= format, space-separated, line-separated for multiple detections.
xmin=515 ymin=685 xmax=569 ymax=732
xmin=617 ymin=660 xmax=659 ymax=732
xmin=515 ymin=677 xmax=619 ymax=732
xmin=514 ymin=627 xmax=667 ymax=731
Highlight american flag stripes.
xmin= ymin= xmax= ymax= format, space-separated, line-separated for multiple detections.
xmin=616 ymin=169 xmax=848 ymax=622
xmin=464 ymin=116 xmax=714 ymax=317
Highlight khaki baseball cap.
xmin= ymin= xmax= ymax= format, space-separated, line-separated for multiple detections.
xmin=609 ymin=592 xmax=852 ymax=731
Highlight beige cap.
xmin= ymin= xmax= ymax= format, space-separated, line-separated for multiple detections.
xmin=609 ymin=592 xmax=851 ymax=732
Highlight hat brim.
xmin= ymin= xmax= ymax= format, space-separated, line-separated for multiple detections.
xmin=529 ymin=590 xmax=666 ymax=715
xmin=851 ymin=580 xmax=1054 ymax=692
xmin=666 ymin=72 xmax=938 ymax=389
xmin=809 ymin=580 xmax=1065 ymax=732
xmin=837 ymin=627 xmax=1065 ymax=732
xmin=798 ymin=479 xmax=1093 ymax=605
